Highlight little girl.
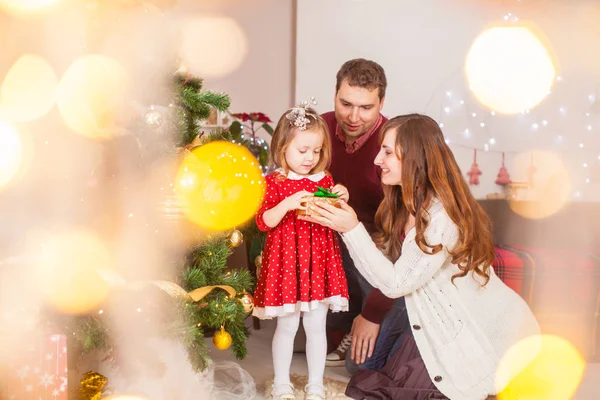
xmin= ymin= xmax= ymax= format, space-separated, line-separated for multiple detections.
xmin=253 ymin=105 xmax=350 ymax=400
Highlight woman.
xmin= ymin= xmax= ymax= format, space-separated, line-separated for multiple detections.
xmin=299 ymin=114 xmax=540 ymax=400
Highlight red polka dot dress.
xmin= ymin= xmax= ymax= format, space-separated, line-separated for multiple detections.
xmin=252 ymin=170 xmax=349 ymax=319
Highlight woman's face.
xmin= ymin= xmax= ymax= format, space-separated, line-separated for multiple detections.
xmin=374 ymin=128 xmax=403 ymax=185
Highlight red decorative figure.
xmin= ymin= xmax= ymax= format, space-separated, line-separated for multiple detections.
xmin=495 ymin=152 xmax=512 ymax=185
xmin=467 ymin=149 xmax=482 ymax=185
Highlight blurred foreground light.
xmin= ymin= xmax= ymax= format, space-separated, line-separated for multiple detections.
xmin=497 ymin=334 xmax=585 ymax=400
xmin=466 ymin=27 xmax=555 ymax=114
xmin=180 ymin=17 xmax=248 ymax=78
xmin=35 ymin=228 xmax=112 ymax=314
xmin=509 ymin=150 xmax=570 ymax=219
xmin=0 ymin=0 xmax=62 ymax=15
xmin=0 ymin=54 xmax=58 ymax=122
xmin=0 ymin=119 xmax=23 ymax=189
xmin=56 ymin=55 xmax=130 ymax=139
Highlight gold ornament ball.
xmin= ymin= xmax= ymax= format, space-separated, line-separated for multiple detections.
xmin=213 ymin=326 xmax=232 ymax=350
xmin=254 ymin=252 xmax=262 ymax=269
xmin=227 ymin=229 xmax=244 ymax=248
xmin=239 ymin=292 xmax=254 ymax=314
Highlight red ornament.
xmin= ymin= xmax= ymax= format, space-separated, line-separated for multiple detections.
xmin=467 ymin=149 xmax=482 ymax=185
xmin=495 ymin=152 xmax=512 ymax=185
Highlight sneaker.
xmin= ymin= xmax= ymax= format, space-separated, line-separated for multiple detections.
xmin=325 ymin=334 xmax=352 ymax=367
xmin=304 ymin=383 xmax=325 ymax=400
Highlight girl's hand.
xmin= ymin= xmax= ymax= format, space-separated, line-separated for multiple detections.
xmin=280 ymin=190 xmax=313 ymax=213
xmin=331 ymin=184 xmax=349 ymax=202
xmin=298 ymin=200 xmax=359 ymax=233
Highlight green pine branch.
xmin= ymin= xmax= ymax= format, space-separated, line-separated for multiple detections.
xmin=221 ymin=269 xmax=255 ymax=293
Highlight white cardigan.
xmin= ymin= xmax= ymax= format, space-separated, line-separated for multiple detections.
xmin=342 ymin=198 xmax=540 ymax=400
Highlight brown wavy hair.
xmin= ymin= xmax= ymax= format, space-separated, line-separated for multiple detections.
xmin=336 ymin=58 xmax=387 ymax=100
xmin=372 ymin=114 xmax=495 ymax=285
xmin=270 ymin=107 xmax=332 ymax=175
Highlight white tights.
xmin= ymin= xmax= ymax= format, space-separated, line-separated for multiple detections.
xmin=272 ymin=302 xmax=328 ymax=389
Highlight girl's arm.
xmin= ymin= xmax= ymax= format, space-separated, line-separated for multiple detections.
xmin=262 ymin=190 xmax=313 ymax=228
xmin=256 ymin=176 xmax=313 ymax=230
xmin=341 ymin=211 xmax=459 ymax=298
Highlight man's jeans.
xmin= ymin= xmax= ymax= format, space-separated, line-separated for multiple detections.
xmin=327 ymin=238 xmax=409 ymax=373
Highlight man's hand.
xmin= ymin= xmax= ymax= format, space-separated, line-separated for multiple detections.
xmin=350 ymin=314 xmax=380 ymax=364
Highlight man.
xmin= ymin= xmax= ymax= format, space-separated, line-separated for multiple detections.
xmin=321 ymin=59 xmax=409 ymax=373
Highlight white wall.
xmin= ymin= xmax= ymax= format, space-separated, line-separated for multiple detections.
xmin=177 ymin=0 xmax=295 ymax=129
xmin=296 ymin=0 xmax=600 ymax=200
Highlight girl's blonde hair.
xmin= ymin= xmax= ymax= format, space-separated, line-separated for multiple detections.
xmin=269 ymin=107 xmax=332 ymax=174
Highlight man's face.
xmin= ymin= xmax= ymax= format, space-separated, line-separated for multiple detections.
xmin=334 ymin=79 xmax=385 ymax=139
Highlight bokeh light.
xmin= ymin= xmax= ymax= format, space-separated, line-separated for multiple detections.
xmin=496 ymin=334 xmax=585 ymax=400
xmin=0 ymin=54 xmax=58 ymax=122
xmin=509 ymin=150 xmax=570 ymax=219
xmin=465 ymin=27 xmax=555 ymax=114
xmin=0 ymin=119 xmax=23 ymax=189
xmin=0 ymin=0 xmax=62 ymax=15
xmin=34 ymin=229 xmax=112 ymax=314
xmin=180 ymin=17 xmax=248 ymax=78
xmin=175 ymin=141 xmax=265 ymax=231
xmin=56 ymin=55 xmax=131 ymax=139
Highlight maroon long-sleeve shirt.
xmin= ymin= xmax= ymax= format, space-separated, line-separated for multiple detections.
xmin=322 ymin=111 xmax=395 ymax=324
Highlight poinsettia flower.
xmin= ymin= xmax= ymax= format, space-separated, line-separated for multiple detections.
xmin=231 ymin=112 xmax=251 ymax=122
xmin=249 ymin=112 xmax=272 ymax=123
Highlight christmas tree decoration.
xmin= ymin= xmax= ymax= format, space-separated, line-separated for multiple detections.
xmin=213 ymin=326 xmax=232 ymax=350
xmin=227 ymin=229 xmax=244 ymax=248
xmin=175 ymin=141 xmax=266 ymax=231
xmin=78 ymin=371 xmax=109 ymax=400
xmin=467 ymin=149 xmax=482 ymax=185
xmin=254 ymin=252 xmax=262 ymax=270
xmin=144 ymin=106 xmax=163 ymax=128
xmin=239 ymin=292 xmax=254 ymax=315
xmin=495 ymin=152 xmax=512 ymax=186
xmin=63 ymin=71 xmax=256 ymax=374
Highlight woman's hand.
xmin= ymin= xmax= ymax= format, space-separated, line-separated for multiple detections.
xmin=331 ymin=184 xmax=349 ymax=202
xmin=298 ymin=200 xmax=359 ymax=233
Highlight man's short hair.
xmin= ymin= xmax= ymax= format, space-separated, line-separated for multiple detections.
xmin=335 ymin=58 xmax=387 ymax=100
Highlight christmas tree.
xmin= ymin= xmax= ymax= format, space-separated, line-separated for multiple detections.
xmin=67 ymin=71 xmax=258 ymax=373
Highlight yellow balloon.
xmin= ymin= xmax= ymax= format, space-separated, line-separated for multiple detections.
xmin=176 ymin=141 xmax=265 ymax=231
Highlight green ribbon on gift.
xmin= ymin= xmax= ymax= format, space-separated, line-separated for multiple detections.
xmin=314 ymin=186 xmax=340 ymax=198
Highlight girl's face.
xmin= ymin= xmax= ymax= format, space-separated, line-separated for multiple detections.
xmin=374 ymin=128 xmax=403 ymax=185
xmin=284 ymin=127 xmax=324 ymax=176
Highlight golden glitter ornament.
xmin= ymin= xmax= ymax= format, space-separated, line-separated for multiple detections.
xmin=227 ymin=229 xmax=244 ymax=248
xmin=254 ymin=252 xmax=262 ymax=269
xmin=213 ymin=326 xmax=232 ymax=350
xmin=239 ymin=292 xmax=254 ymax=314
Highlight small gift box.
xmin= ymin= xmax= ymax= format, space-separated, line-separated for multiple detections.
xmin=296 ymin=186 xmax=342 ymax=216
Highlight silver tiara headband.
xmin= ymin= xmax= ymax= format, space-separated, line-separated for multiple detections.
xmin=286 ymin=97 xmax=318 ymax=131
